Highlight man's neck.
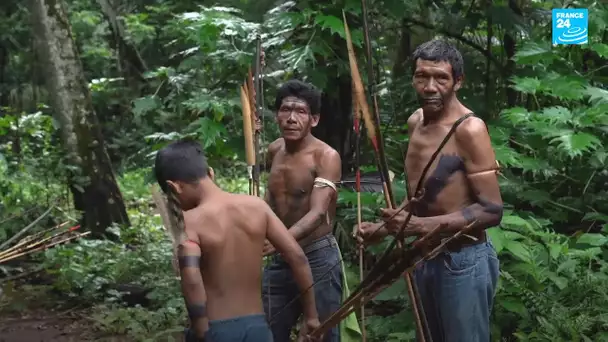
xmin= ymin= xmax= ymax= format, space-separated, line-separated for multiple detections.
xmin=284 ymin=133 xmax=314 ymax=154
xmin=423 ymin=98 xmax=466 ymax=126
xmin=198 ymin=179 xmax=224 ymax=205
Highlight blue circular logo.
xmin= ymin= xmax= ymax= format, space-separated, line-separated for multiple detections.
xmin=556 ymin=27 xmax=588 ymax=44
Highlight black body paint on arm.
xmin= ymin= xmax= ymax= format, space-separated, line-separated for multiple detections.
xmin=457 ymin=196 xmax=503 ymax=231
xmin=479 ymin=197 xmax=503 ymax=215
xmin=179 ymin=256 xmax=201 ymax=269
xmin=187 ymin=304 xmax=207 ymax=320
xmin=461 ymin=207 xmax=475 ymax=223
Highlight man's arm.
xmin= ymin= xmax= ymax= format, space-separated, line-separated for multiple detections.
xmin=178 ymin=214 xmax=208 ymax=339
xmin=410 ymin=116 xmax=503 ymax=235
xmin=288 ymin=148 xmax=341 ymax=242
xmin=264 ymin=204 xmax=319 ymax=321
xmin=263 ymin=139 xmax=280 ymax=204
xmin=370 ymin=108 xmax=423 ymax=240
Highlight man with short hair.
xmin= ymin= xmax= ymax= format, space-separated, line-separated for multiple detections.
xmin=154 ymin=138 xmax=321 ymax=342
xmin=261 ymin=79 xmax=344 ymax=342
xmin=356 ymin=39 xmax=503 ymax=342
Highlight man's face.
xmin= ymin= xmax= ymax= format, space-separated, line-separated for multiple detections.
xmin=412 ymin=59 xmax=462 ymax=116
xmin=275 ymin=96 xmax=319 ymax=141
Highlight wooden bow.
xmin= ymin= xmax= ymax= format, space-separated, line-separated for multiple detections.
xmin=240 ymin=35 xmax=264 ymax=197
xmin=308 ymin=10 xmax=431 ymax=340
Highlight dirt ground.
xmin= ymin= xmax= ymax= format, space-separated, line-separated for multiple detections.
xmin=0 ymin=308 xmax=123 ymax=342
xmin=0 ymin=308 xmax=184 ymax=342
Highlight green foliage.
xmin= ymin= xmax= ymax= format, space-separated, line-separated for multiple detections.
xmin=1 ymin=0 xmax=607 ymax=341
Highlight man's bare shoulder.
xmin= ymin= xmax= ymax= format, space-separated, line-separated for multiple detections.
xmin=230 ymin=193 xmax=270 ymax=215
xmin=407 ymin=109 xmax=423 ymax=133
xmin=183 ymin=208 xmax=205 ymax=241
xmin=268 ymin=138 xmax=284 ymax=155
xmin=312 ymin=138 xmax=341 ymax=162
xmin=454 ymin=115 xmax=490 ymax=144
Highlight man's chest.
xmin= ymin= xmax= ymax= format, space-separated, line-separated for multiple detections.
xmin=268 ymin=153 xmax=317 ymax=194
xmin=405 ymin=126 xmax=466 ymax=197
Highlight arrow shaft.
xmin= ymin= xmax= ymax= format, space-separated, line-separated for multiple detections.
xmin=360 ymin=0 xmax=395 ymax=208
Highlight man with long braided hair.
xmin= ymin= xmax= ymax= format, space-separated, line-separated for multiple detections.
xmin=154 ymin=139 xmax=321 ymax=342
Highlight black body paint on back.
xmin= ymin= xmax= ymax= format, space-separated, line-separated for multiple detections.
xmin=179 ymin=256 xmax=201 ymax=269
xmin=187 ymin=304 xmax=207 ymax=319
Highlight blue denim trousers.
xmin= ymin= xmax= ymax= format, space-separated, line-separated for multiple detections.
xmin=413 ymin=237 xmax=500 ymax=342
xmin=262 ymin=234 xmax=342 ymax=342
xmin=184 ymin=314 xmax=273 ymax=342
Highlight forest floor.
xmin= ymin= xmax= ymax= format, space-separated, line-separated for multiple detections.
xmin=0 ymin=307 xmax=106 ymax=342
xmin=0 ymin=272 xmax=136 ymax=342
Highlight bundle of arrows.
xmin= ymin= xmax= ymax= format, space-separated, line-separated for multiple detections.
xmin=309 ymin=219 xmax=479 ymax=338
xmin=0 ymin=222 xmax=90 ymax=265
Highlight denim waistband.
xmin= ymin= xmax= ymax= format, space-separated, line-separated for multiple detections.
xmin=208 ymin=313 xmax=268 ymax=327
xmin=267 ymin=233 xmax=337 ymax=263
xmin=301 ymin=233 xmax=338 ymax=254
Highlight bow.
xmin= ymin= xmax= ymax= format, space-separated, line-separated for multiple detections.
xmin=308 ymin=9 xmax=432 ymax=340
xmin=352 ymin=79 xmax=366 ymax=340
xmin=357 ymin=1 xmax=432 ymax=339
xmin=241 ymin=35 xmax=264 ymax=197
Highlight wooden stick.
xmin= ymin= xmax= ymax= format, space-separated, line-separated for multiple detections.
xmin=0 ymin=221 xmax=69 ymax=258
xmin=0 ymin=206 xmax=54 ymax=250
xmin=0 ymin=228 xmax=75 ymax=261
xmin=0 ymin=231 xmax=90 ymax=264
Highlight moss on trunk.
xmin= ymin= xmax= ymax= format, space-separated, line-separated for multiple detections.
xmin=29 ymin=0 xmax=130 ymax=235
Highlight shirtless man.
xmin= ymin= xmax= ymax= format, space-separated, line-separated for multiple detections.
xmin=356 ymin=40 xmax=503 ymax=342
xmin=261 ymin=79 xmax=343 ymax=342
xmin=153 ymin=139 xmax=321 ymax=342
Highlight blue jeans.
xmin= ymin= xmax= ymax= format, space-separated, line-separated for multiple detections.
xmin=262 ymin=234 xmax=342 ymax=342
xmin=184 ymin=314 xmax=273 ymax=342
xmin=413 ymin=238 xmax=500 ymax=342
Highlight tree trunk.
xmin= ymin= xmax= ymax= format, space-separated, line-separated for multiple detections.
xmin=29 ymin=0 xmax=130 ymax=236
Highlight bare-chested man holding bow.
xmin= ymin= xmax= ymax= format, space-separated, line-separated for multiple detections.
xmin=356 ymin=39 xmax=503 ymax=342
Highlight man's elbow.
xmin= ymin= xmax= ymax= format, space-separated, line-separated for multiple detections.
xmin=477 ymin=197 xmax=503 ymax=228
xmin=488 ymin=210 xmax=503 ymax=228
xmin=284 ymin=247 xmax=309 ymax=269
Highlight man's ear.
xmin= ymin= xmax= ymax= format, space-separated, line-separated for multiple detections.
xmin=454 ymin=75 xmax=464 ymax=91
xmin=208 ymin=167 xmax=215 ymax=180
xmin=310 ymin=113 xmax=321 ymax=128
xmin=166 ymin=180 xmax=181 ymax=194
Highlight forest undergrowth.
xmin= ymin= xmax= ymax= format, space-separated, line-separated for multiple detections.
xmin=1 ymin=0 xmax=608 ymax=341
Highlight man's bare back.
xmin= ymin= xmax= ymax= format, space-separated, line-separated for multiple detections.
xmin=154 ymin=138 xmax=320 ymax=342
xmin=265 ymin=136 xmax=339 ymax=247
xmin=185 ymin=193 xmax=268 ymax=320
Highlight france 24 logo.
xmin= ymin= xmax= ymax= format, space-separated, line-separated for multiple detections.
xmin=552 ymin=9 xmax=588 ymax=45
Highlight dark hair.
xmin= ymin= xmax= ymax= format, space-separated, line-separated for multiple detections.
xmin=412 ymin=39 xmax=464 ymax=80
xmin=154 ymin=138 xmax=208 ymax=193
xmin=274 ymin=79 xmax=322 ymax=114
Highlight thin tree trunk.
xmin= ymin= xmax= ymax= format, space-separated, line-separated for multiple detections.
xmin=29 ymin=0 xmax=130 ymax=236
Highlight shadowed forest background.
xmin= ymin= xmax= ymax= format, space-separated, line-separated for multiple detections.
xmin=0 ymin=0 xmax=607 ymax=341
